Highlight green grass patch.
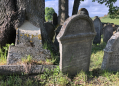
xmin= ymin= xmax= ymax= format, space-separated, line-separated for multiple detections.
xmin=1 ymin=37 xmax=119 ymax=86
xmin=101 ymin=18 xmax=119 ymax=25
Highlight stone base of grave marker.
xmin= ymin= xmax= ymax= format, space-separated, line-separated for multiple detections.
xmin=7 ymin=21 xmax=51 ymax=65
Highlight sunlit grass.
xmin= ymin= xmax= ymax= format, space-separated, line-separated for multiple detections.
xmin=101 ymin=18 xmax=119 ymax=25
xmin=1 ymin=36 xmax=119 ymax=86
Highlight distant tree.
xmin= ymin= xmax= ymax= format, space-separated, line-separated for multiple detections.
xmin=92 ymin=0 xmax=119 ymax=19
xmin=45 ymin=7 xmax=55 ymax=22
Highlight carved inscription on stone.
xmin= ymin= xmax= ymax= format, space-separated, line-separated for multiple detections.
xmin=57 ymin=14 xmax=96 ymax=76
xmin=101 ymin=32 xmax=119 ymax=71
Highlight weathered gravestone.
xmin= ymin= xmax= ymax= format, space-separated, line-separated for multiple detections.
xmin=103 ymin=25 xmax=113 ymax=43
xmin=44 ymin=22 xmax=55 ymax=41
xmin=101 ymin=32 xmax=119 ymax=71
xmin=116 ymin=27 xmax=119 ymax=32
xmin=93 ymin=16 xmax=102 ymax=44
xmin=7 ymin=0 xmax=51 ymax=65
xmin=78 ymin=8 xmax=89 ymax=17
xmin=52 ymin=12 xmax=58 ymax=26
xmin=57 ymin=14 xmax=96 ymax=76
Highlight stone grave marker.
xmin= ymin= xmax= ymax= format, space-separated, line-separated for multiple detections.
xmin=93 ymin=16 xmax=102 ymax=44
xmin=101 ymin=32 xmax=119 ymax=71
xmin=57 ymin=14 xmax=96 ymax=76
xmin=116 ymin=27 xmax=119 ymax=32
xmin=7 ymin=0 xmax=51 ymax=65
xmin=7 ymin=20 xmax=51 ymax=65
xmin=103 ymin=25 xmax=113 ymax=43
xmin=78 ymin=8 xmax=89 ymax=16
xmin=52 ymin=12 xmax=58 ymax=26
xmin=44 ymin=22 xmax=55 ymax=41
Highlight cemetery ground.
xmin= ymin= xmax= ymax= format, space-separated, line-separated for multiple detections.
xmin=1 ymin=36 xmax=119 ymax=86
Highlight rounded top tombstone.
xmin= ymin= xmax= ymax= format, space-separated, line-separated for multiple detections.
xmin=57 ymin=14 xmax=96 ymax=76
xmin=77 ymin=8 xmax=89 ymax=16
xmin=57 ymin=14 xmax=96 ymax=41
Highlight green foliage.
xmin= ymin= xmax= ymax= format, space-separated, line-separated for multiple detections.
xmin=92 ymin=0 xmax=119 ymax=19
xmin=101 ymin=17 xmax=119 ymax=25
xmin=0 ymin=43 xmax=14 ymax=65
xmin=1 ymin=36 xmax=119 ymax=85
xmin=43 ymin=41 xmax=60 ymax=65
xmin=45 ymin=7 xmax=55 ymax=22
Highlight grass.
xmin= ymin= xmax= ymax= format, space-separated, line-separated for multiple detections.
xmin=1 ymin=36 xmax=119 ymax=85
xmin=20 ymin=55 xmax=55 ymax=65
xmin=101 ymin=18 xmax=119 ymax=25
xmin=0 ymin=43 xmax=14 ymax=65
xmin=92 ymin=16 xmax=119 ymax=25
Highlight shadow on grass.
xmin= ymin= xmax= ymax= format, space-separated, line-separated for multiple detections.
xmin=91 ymin=41 xmax=106 ymax=54
xmin=87 ymin=68 xmax=119 ymax=81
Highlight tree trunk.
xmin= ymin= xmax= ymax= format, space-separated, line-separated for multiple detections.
xmin=72 ymin=0 xmax=80 ymax=15
xmin=0 ymin=0 xmax=58 ymax=54
xmin=0 ymin=0 xmax=17 ymax=48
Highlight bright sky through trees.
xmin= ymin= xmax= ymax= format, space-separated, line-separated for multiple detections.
xmin=45 ymin=0 xmax=119 ymax=17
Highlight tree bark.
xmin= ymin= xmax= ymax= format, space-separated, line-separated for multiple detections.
xmin=72 ymin=0 xmax=80 ymax=15
xmin=0 ymin=0 xmax=58 ymax=54
xmin=0 ymin=0 xmax=17 ymax=47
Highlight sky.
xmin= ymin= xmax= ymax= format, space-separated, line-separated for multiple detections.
xmin=45 ymin=0 xmax=119 ymax=17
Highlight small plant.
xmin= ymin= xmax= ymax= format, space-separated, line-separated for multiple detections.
xmin=0 ymin=43 xmax=14 ymax=65
xmin=21 ymin=55 xmax=33 ymax=64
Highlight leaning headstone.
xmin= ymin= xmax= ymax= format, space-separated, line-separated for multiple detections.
xmin=54 ymin=25 xmax=62 ymax=48
xmin=52 ymin=12 xmax=58 ymax=26
xmin=101 ymin=32 xmax=119 ymax=71
xmin=57 ymin=14 xmax=96 ymax=76
xmin=93 ymin=16 xmax=101 ymax=44
xmin=44 ymin=22 xmax=55 ymax=41
xmin=103 ymin=25 xmax=113 ymax=43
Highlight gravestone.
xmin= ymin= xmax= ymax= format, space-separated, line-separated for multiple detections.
xmin=93 ymin=16 xmax=102 ymax=44
xmin=78 ymin=8 xmax=89 ymax=17
xmin=7 ymin=20 xmax=51 ymax=65
xmin=103 ymin=25 xmax=113 ymax=43
xmin=116 ymin=27 xmax=119 ymax=32
xmin=52 ymin=12 xmax=58 ymax=26
xmin=7 ymin=0 xmax=51 ymax=65
xmin=57 ymin=14 xmax=96 ymax=76
xmin=44 ymin=22 xmax=55 ymax=41
xmin=101 ymin=32 xmax=119 ymax=71
xmin=54 ymin=25 xmax=62 ymax=48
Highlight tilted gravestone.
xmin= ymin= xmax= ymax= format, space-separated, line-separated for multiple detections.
xmin=44 ymin=22 xmax=55 ymax=41
xmin=103 ymin=25 xmax=113 ymax=43
xmin=52 ymin=12 xmax=58 ymax=26
xmin=93 ymin=16 xmax=102 ymax=44
xmin=57 ymin=14 xmax=96 ymax=76
xmin=7 ymin=0 xmax=51 ymax=65
xmin=101 ymin=32 xmax=119 ymax=71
